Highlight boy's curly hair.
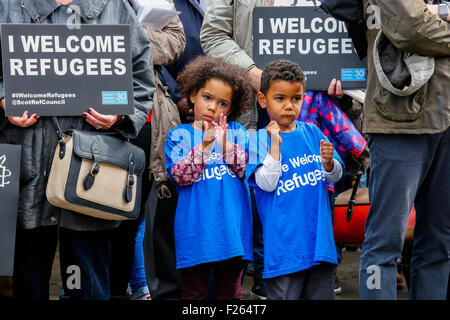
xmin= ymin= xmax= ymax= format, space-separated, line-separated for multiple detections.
xmin=260 ymin=60 xmax=305 ymax=94
xmin=177 ymin=56 xmax=253 ymax=122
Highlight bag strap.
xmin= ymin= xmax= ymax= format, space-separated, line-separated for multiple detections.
xmin=346 ymin=174 xmax=361 ymax=222
xmin=51 ymin=116 xmax=68 ymax=159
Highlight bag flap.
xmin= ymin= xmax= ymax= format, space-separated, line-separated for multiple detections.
xmin=70 ymin=130 xmax=145 ymax=175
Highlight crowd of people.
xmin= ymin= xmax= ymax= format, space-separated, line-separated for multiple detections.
xmin=0 ymin=0 xmax=448 ymax=301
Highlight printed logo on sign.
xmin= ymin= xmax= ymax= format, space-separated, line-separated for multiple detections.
xmin=341 ymin=68 xmax=366 ymax=81
xmin=102 ymin=91 xmax=128 ymax=105
xmin=0 ymin=155 xmax=12 ymax=188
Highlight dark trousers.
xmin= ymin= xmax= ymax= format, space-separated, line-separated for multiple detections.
xmin=143 ymin=180 xmax=182 ymax=300
xmin=265 ymin=263 xmax=335 ymax=300
xmin=250 ymin=188 xmax=264 ymax=277
xmin=109 ymin=122 xmax=152 ymax=297
xmin=359 ymin=129 xmax=450 ymax=300
xmin=181 ymin=258 xmax=244 ymax=300
xmin=13 ymin=226 xmax=111 ymax=300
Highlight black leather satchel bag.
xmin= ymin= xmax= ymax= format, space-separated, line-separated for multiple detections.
xmin=46 ymin=119 xmax=145 ymax=220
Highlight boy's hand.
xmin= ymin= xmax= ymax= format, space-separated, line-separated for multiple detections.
xmin=0 ymin=98 xmax=5 ymax=111
xmin=267 ymin=121 xmax=282 ymax=161
xmin=201 ymin=120 xmax=217 ymax=151
xmin=320 ymin=140 xmax=334 ymax=172
xmin=217 ymin=113 xmax=233 ymax=152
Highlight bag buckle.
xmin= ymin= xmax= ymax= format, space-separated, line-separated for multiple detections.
xmin=127 ymin=174 xmax=135 ymax=188
xmin=90 ymin=162 xmax=100 ymax=176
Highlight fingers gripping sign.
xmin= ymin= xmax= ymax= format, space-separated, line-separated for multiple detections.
xmin=327 ymin=78 xmax=343 ymax=98
xmin=8 ymin=111 xmax=40 ymax=128
xmin=320 ymin=139 xmax=335 ymax=172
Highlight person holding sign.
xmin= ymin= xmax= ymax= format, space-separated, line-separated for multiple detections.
xmin=0 ymin=0 xmax=155 ymax=300
xmin=245 ymin=60 xmax=343 ymax=300
xmin=165 ymin=56 xmax=253 ymax=300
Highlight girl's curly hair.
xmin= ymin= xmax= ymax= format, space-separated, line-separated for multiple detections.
xmin=177 ymin=56 xmax=253 ymax=122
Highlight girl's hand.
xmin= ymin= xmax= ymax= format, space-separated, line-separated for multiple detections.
xmin=267 ymin=120 xmax=282 ymax=161
xmin=82 ymin=108 xmax=123 ymax=130
xmin=8 ymin=111 xmax=40 ymax=128
xmin=320 ymin=140 xmax=335 ymax=172
xmin=201 ymin=120 xmax=217 ymax=151
xmin=217 ymin=113 xmax=233 ymax=152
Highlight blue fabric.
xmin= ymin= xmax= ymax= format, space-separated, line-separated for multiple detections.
xmin=165 ymin=0 xmax=204 ymax=79
xmin=129 ymin=213 xmax=148 ymax=292
xmin=165 ymin=122 xmax=253 ymax=269
xmin=246 ymin=121 xmax=341 ymax=279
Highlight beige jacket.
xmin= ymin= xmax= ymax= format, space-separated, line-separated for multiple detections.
xmin=200 ymin=0 xmax=274 ymax=130
xmin=144 ymin=10 xmax=186 ymax=181
xmin=363 ymin=0 xmax=450 ymax=134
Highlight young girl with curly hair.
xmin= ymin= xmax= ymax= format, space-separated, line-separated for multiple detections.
xmin=165 ymin=56 xmax=253 ymax=300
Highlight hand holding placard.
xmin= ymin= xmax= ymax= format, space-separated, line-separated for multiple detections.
xmin=82 ymin=108 xmax=123 ymax=131
xmin=7 ymin=110 xmax=40 ymax=128
xmin=247 ymin=66 xmax=263 ymax=92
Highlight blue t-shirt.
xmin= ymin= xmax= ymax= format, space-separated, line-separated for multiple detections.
xmin=246 ymin=121 xmax=341 ymax=278
xmin=165 ymin=122 xmax=253 ymax=269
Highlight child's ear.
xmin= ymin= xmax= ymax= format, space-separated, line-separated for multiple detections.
xmin=257 ymin=92 xmax=267 ymax=109
xmin=189 ymin=90 xmax=198 ymax=105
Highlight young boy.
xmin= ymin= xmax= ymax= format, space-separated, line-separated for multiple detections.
xmin=245 ymin=60 xmax=343 ymax=300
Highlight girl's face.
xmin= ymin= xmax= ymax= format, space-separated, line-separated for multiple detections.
xmin=190 ymin=78 xmax=233 ymax=124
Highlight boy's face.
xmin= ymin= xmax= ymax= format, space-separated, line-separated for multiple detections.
xmin=257 ymin=79 xmax=304 ymax=132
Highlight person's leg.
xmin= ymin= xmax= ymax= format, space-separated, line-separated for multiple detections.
xmin=129 ymin=213 xmax=150 ymax=300
xmin=409 ymin=129 xmax=449 ymax=300
xmin=359 ymin=134 xmax=423 ymax=300
xmin=249 ymin=188 xmax=266 ymax=299
xmin=144 ymin=180 xmax=182 ymax=300
xmin=59 ymin=228 xmax=111 ymax=300
xmin=110 ymin=122 xmax=152 ymax=298
xmin=180 ymin=263 xmax=211 ymax=300
xmin=265 ymin=271 xmax=305 ymax=300
xmin=302 ymin=263 xmax=336 ymax=300
xmin=12 ymin=226 xmax=58 ymax=300
xmin=109 ymin=219 xmax=140 ymax=298
xmin=214 ymin=258 xmax=245 ymax=300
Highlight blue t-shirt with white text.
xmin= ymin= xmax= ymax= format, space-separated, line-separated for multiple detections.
xmin=165 ymin=122 xmax=253 ymax=269
xmin=246 ymin=121 xmax=341 ymax=278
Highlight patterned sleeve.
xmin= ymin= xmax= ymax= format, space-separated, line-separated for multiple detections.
xmin=171 ymin=145 xmax=210 ymax=186
xmin=223 ymin=143 xmax=248 ymax=179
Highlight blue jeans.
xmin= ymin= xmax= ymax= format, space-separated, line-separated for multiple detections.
xmin=359 ymin=130 xmax=449 ymax=300
xmin=129 ymin=212 xmax=148 ymax=295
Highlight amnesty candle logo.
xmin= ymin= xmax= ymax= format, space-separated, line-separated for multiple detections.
xmin=0 ymin=155 xmax=12 ymax=188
